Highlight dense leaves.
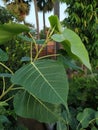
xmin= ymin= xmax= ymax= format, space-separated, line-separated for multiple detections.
xmin=63 ymin=0 xmax=98 ymax=65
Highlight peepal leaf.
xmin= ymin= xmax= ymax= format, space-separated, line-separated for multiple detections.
xmin=14 ymin=90 xmax=61 ymax=123
xmin=51 ymin=29 xmax=91 ymax=70
xmin=0 ymin=23 xmax=30 ymax=44
xmin=49 ymin=15 xmax=91 ymax=71
xmin=11 ymin=59 xmax=69 ymax=107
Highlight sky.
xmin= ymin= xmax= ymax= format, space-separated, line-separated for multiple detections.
xmin=0 ymin=1 xmax=67 ymax=30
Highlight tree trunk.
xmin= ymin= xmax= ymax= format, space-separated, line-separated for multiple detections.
xmin=33 ymin=0 xmax=40 ymax=39
xmin=54 ymin=0 xmax=60 ymax=53
xmin=54 ymin=0 xmax=60 ymax=18
xmin=43 ymin=10 xmax=46 ymax=34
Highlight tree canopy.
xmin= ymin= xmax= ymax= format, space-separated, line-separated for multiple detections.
xmin=63 ymin=0 xmax=98 ymax=65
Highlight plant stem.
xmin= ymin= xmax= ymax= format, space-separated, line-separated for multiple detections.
xmin=2 ymin=77 xmax=5 ymax=94
xmin=30 ymin=42 xmax=33 ymax=62
xmin=0 ymin=62 xmax=14 ymax=75
xmin=0 ymin=84 xmax=14 ymax=100
xmin=34 ymin=27 xmax=55 ymax=61
xmin=4 ymin=95 xmax=14 ymax=102
xmin=37 ymin=54 xmax=60 ymax=60
xmin=28 ymin=32 xmax=38 ymax=56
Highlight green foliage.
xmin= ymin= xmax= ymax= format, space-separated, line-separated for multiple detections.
xmin=77 ymin=108 xmax=98 ymax=130
xmin=49 ymin=15 xmax=91 ymax=70
xmin=0 ymin=6 xmax=15 ymax=24
xmin=0 ymin=15 xmax=94 ymax=130
xmin=63 ymin=0 xmax=98 ymax=66
xmin=68 ymin=76 xmax=98 ymax=109
xmin=0 ymin=23 xmax=30 ymax=44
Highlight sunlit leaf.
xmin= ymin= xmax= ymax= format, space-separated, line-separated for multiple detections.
xmin=51 ymin=29 xmax=91 ymax=70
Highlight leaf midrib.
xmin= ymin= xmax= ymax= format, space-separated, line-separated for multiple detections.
xmin=31 ymin=62 xmax=66 ymax=105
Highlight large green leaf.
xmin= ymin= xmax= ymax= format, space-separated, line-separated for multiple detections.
xmin=49 ymin=15 xmax=91 ymax=70
xmin=14 ymin=90 xmax=61 ymax=123
xmin=0 ymin=48 xmax=8 ymax=61
xmin=0 ymin=23 xmax=30 ymax=44
xmin=11 ymin=59 xmax=69 ymax=107
xmin=51 ymin=29 xmax=91 ymax=70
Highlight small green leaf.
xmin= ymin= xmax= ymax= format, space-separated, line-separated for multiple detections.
xmin=0 ymin=101 xmax=8 ymax=107
xmin=21 ymin=57 xmax=30 ymax=62
xmin=0 ymin=73 xmax=12 ymax=78
xmin=0 ymin=115 xmax=10 ymax=123
xmin=0 ymin=49 xmax=8 ymax=61
xmin=36 ymin=39 xmax=45 ymax=44
xmin=77 ymin=108 xmax=95 ymax=128
xmin=14 ymin=90 xmax=61 ymax=123
xmin=18 ymin=35 xmax=33 ymax=42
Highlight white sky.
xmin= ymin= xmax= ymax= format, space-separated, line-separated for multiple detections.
xmin=0 ymin=1 xmax=67 ymax=30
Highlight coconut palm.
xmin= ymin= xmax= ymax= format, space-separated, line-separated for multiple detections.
xmin=37 ymin=0 xmax=54 ymax=33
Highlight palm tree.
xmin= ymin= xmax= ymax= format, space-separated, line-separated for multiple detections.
xmin=54 ymin=0 xmax=60 ymax=18
xmin=37 ymin=0 xmax=54 ymax=34
xmin=33 ymin=0 xmax=40 ymax=39
xmin=2 ymin=0 xmax=40 ymax=39
xmin=3 ymin=0 xmax=31 ymax=21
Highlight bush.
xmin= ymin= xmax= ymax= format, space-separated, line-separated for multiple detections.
xmin=68 ymin=75 xmax=98 ymax=109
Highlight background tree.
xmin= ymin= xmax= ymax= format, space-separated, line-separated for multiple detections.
xmin=37 ymin=0 xmax=54 ymax=34
xmin=0 ymin=6 xmax=15 ymax=24
xmin=2 ymin=0 xmax=40 ymax=39
xmin=62 ymin=0 xmax=98 ymax=66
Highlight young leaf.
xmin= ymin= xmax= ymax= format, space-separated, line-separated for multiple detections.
xmin=11 ymin=59 xmax=69 ymax=107
xmin=14 ymin=90 xmax=61 ymax=123
xmin=49 ymin=15 xmax=63 ymax=33
xmin=0 ymin=23 xmax=30 ymax=44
